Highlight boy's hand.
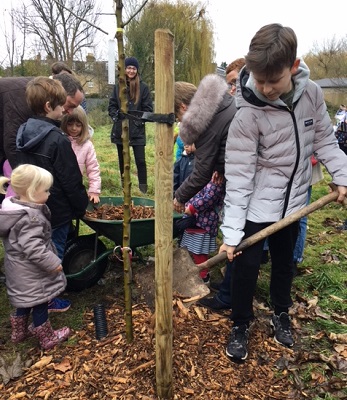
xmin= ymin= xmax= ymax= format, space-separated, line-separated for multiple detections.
xmin=219 ymin=243 xmax=242 ymax=261
xmin=336 ymin=185 xmax=347 ymax=204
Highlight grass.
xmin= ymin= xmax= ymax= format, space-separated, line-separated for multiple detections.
xmin=0 ymin=112 xmax=347 ymax=396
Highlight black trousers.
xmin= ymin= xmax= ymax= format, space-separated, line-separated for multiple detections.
xmin=116 ymin=144 xmax=147 ymax=185
xmin=230 ymin=220 xmax=299 ymax=326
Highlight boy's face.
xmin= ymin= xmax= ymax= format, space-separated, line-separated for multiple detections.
xmin=252 ymin=59 xmax=300 ymax=101
xmin=45 ymin=103 xmax=64 ymax=120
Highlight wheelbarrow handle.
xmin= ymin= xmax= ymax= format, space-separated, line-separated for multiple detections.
xmin=198 ymin=185 xmax=345 ymax=270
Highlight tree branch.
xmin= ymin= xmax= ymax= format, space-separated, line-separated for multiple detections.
xmin=52 ymin=0 xmax=109 ymax=35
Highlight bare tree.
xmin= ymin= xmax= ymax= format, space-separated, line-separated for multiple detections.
xmin=305 ymin=36 xmax=347 ymax=80
xmin=14 ymin=0 xmax=101 ymax=64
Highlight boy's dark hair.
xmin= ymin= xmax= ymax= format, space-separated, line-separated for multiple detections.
xmin=51 ymin=61 xmax=73 ymax=75
xmin=53 ymin=73 xmax=83 ymax=97
xmin=245 ymin=23 xmax=297 ymax=77
xmin=26 ymin=76 xmax=66 ymax=116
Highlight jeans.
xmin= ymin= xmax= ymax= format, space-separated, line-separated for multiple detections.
xmin=52 ymin=222 xmax=71 ymax=260
xmin=230 ymin=220 xmax=299 ymax=325
xmin=293 ymin=186 xmax=312 ymax=263
xmin=16 ymin=302 xmax=48 ymax=327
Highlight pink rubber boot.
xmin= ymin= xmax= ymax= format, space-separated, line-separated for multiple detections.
xmin=33 ymin=320 xmax=70 ymax=350
xmin=10 ymin=314 xmax=34 ymax=343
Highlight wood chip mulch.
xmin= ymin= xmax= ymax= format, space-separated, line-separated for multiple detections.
xmin=0 ymin=299 xmax=307 ymax=400
xmin=85 ymin=205 xmax=155 ymax=221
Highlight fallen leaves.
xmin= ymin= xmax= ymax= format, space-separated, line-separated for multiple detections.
xmin=0 ymin=294 xmax=346 ymax=399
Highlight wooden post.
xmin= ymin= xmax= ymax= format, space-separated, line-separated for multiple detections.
xmin=154 ymin=29 xmax=174 ymax=399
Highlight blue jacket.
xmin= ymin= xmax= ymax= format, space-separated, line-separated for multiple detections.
xmin=173 ymin=152 xmax=194 ymax=194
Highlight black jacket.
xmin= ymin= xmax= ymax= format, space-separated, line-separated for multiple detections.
xmin=16 ymin=117 xmax=88 ymax=228
xmin=175 ymin=74 xmax=237 ymax=204
xmin=108 ymin=80 xmax=153 ymax=146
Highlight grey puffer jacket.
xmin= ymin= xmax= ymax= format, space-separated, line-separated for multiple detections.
xmin=0 ymin=197 xmax=66 ymax=308
xmin=221 ymin=61 xmax=347 ymax=246
xmin=174 ymin=74 xmax=237 ymax=204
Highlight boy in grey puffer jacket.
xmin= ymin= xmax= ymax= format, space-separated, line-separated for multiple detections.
xmin=221 ymin=23 xmax=347 ymax=362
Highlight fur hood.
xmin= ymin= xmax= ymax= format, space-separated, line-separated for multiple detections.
xmin=179 ymin=74 xmax=229 ymax=145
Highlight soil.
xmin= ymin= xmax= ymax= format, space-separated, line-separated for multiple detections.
xmin=0 ymin=259 xmax=346 ymax=400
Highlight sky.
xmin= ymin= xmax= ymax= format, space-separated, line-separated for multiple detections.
xmin=0 ymin=0 xmax=346 ymax=67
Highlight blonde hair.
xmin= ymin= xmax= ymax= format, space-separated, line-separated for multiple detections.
xmin=26 ymin=76 xmax=66 ymax=116
xmin=0 ymin=164 xmax=53 ymax=202
xmin=61 ymin=106 xmax=90 ymax=144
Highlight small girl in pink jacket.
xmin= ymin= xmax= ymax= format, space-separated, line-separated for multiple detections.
xmin=61 ymin=106 xmax=101 ymax=203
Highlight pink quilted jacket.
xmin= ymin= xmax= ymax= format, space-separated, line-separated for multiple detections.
xmin=68 ymin=137 xmax=101 ymax=195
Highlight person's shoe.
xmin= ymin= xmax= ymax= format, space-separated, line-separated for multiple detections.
xmin=198 ymin=295 xmax=231 ymax=311
xmin=209 ymin=281 xmax=221 ymax=292
xmin=10 ymin=314 xmax=33 ymax=343
xmin=33 ymin=320 xmax=70 ymax=350
xmin=270 ymin=312 xmax=294 ymax=347
xmin=199 ymin=269 xmax=210 ymax=285
xmin=226 ymin=324 xmax=250 ymax=361
xmin=337 ymin=221 xmax=347 ymax=230
xmin=139 ymin=184 xmax=147 ymax=194
xmin=48 ymin=298 xmax=71 ymax=313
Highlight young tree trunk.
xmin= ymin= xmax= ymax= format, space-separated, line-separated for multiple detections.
xmin=115 ymin=0 xmax=133 ymax=343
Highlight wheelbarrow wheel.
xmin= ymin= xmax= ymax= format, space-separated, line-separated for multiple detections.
xmin=63 ymin=234 xmax=108 ymax=292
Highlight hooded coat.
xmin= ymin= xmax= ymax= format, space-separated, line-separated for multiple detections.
xmin=0 ymin=197 xmax=66 ymax=308
xmin=221 ymin=61 xmax=347 ymax=246
xmin=16 ymin=117 xmax=88 ymax=228
xmin=174 ymin=74 xmax=237 ymax=204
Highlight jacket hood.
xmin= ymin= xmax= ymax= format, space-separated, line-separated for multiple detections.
xmin=0 ymin=197 xmax=51 ymax=237
xmin=16 ymin=117 xmax=62 ymax=151
xmin=179 ymin=74 xmax=230 ymax=144
xmin=0 ymin=207 xmax=27 ymax=237
xmin=236 ymin=59 xmax=310 ymax=109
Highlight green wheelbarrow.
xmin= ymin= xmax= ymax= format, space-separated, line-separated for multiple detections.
xmin=63 ymin=196 xmax=179 ymax=291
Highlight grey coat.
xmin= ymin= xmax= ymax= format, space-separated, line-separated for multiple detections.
xmin=0 ymin=198 xmax=66 ymax=308
xmin=222 ymin=61 xmax=347 ymax=246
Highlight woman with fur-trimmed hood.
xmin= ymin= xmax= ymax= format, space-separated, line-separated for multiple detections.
xmin=173 ymin=74 xmax=237 ymax=213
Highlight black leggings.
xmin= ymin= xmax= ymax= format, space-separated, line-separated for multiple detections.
xmin=116 ymin=144 xmax=147 ymax=185
xmin=230 ymin=220 xmax=299 ymax=325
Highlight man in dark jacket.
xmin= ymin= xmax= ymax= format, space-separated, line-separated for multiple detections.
xmin=0 ymin=73 xmax=84 ymax=170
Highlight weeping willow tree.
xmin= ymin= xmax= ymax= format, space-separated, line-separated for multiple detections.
xmin=125 ymin=0 xmax=215 ymax=87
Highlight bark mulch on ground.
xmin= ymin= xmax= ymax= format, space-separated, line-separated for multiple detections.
xmin=0 ymin=260 xmax=346 ymax=400
xmin=0 ymin=297 xmax=326 ymax=400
